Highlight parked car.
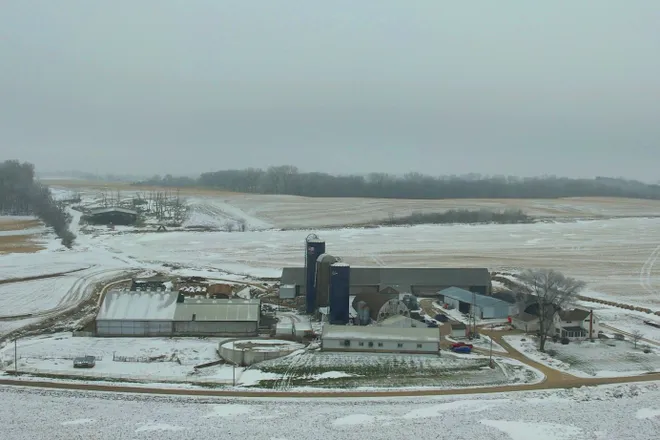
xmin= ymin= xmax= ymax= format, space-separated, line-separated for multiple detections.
xmin=435 ymin=314 xmax=449 ymax=323
xmin=73 ymin=356 xmax=96 ymax=368
xmin=451 ymin=342 xmax=474 ymax=349
xmin=452 ymin=345 xmax=472 ymax=354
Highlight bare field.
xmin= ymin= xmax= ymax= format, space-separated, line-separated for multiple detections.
xmin=221 ymin=194 xmax=660 ymax=228
xmin=0 ymin=218 xmax=45 ymax=254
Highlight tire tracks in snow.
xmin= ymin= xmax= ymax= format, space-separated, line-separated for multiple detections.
xmin=639 ymin=244 xmax=660 ymax=297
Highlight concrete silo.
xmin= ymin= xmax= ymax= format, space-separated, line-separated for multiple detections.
xmin=329 ymin=263 xmax=350 ymax=325
xmin=304 ymin=234 xmax=325 ymax=314
xmin=315 ymin=253 xmax=339 ymax=308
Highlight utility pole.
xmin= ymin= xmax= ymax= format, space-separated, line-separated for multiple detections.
xmin=14 ymin=339 xmax=17 ymax=374
xmin=489 ymin=336 xmax=494 ymax=368
xmin=232 ymin=362 xmax=236 ymax=386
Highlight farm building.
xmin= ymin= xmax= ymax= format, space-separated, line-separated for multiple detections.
xmin=279 ymin=284 xmax=297 ymax=299
xmin=96 ymin=290 xmax=260 ymax=337
xmin=439 ymin=287 xmax=517 ymax=319
xmin=281 ymin=266 xmax=492 ymax=298
xmin=554 ymin=308 xmax=599 ymax=340
xmin=377 ymin=315 xmax=426 ymax=328
xmin=86 ymin=207 xmax=139 ymax=226
xmin=450 ymin=322 xmax=468 ymax=339
xmin=321 ymin=325 xmax=440 ymax=354
xmin=511 ymin=312 xmax=541 ymax=333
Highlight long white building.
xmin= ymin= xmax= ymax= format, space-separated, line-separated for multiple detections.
xmin=321 ymin=325 xmax=440 ymax=354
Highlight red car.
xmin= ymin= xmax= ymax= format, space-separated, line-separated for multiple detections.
xmin=451 ymin=342 xmax=474 ymax=349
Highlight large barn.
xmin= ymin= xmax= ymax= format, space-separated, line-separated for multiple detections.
xmin=281 ymin=266 xmax=492 ymax=297
xmin=95 ymin=290 xmax=260 ymax=337
xmin=321 ymin=325 xmax=440 ymax=354
xmin=439 ymin=287 xmax=516 ymax=319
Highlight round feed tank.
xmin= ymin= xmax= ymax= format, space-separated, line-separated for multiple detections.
xmin=356 ymin=301 xmax=370 ymax=325
xmin=219 ymin=339 xmax=304 ymax=367
xmin=315 ymin=253 xmax=338 ymax=308
xmin=305 ymin=237 xmax=326 ymax=313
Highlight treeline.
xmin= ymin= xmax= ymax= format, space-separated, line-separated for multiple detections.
xmin=382 ymin=209 xmax=533 ymax=226
xmin=134 ymin=166 xmax=660 ymax=200
xmin=0 ymin=160 xmax=76 ymax=247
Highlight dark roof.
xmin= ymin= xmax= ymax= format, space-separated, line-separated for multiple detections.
xmin=451 ymin=322 xmax=467 ymax=330
xmin=440 ymin=287 xmax=511 ymax=308
xmin=281 ymin=267 xmax=491 ymax=292
xmin=559 ymin=309 xmax=591 ymax=322
xmin=89 ymin=207 xmax=138 ymax=216
xmin=514 ymin=312 xmax=539 ymax=322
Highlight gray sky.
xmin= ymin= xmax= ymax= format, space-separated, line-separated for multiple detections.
xmin=1 ymin=1 xmax=659 ymax=180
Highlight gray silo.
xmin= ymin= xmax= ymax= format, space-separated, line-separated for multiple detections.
xmin=305 ymin=234 xmax=325 ymax=314
xmin=329 ymin=263 xmax=350 ymax=325
xmin=315 ymin=253 xmax=339 ymax=308
xmin=356 ymin=301 xmax=371 ymax=326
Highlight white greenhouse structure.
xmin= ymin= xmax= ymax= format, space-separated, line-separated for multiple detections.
xmin=95 ymin=290 xmax=260 ymax=337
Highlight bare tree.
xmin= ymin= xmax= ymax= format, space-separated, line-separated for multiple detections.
xmin=631 ymin=330 xmax=644 ymax=348
xmin=237 ymin=218 xmax=247 ymax=232
xmin=516 ymin=269 xmax=586 ymax=352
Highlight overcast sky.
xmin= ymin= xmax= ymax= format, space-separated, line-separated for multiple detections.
xmin=1 ymin=1 xmax=659 ymax=180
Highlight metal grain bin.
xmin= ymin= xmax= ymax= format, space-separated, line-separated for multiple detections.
xmin=329 ymin=263 xmax=350 ymax=325
xmin=305 ymin=237 xmax=325 ymax=313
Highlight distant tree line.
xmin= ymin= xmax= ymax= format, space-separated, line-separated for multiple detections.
xmin=0 ymin=160 xmax=76 ymax=247
xmin=134 ymin=166 xmax=660 ymax=200
xmin=382 ymin=209 xmax=533 ymax=226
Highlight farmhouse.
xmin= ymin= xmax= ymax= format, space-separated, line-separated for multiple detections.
xmin=439 ymin=287 xmax=517 ymax=319
xmin=96 ymin=290 xmax=260 ymax=337
xmin=321 ymin=325 xmax=440 ymax=354
xmin=281 ymin=267 xmax=492 ymax=297
xmin=554 ymin=308 xmax=598 ymax=340
xmin=86 ymin=207 xmax=139 ymax=226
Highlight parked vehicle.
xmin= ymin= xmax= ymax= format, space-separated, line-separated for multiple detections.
xmin=73 ymin=356 xmax=96 ymax=368
xmin=452 ymin=345 xmax=472 ymax=354
xmin=451 ymin=342 xmax=473 ymax=349
xmin=435 ymin=314 xmax=449 ymax=323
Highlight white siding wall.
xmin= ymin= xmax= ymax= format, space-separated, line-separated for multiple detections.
xmin=322 ymin=338 xmax=438 ymax=354
xmin=173 ymin=321 xmax=258 ymax=336
xmin=96 ymin=320 xmax=173 ymax=337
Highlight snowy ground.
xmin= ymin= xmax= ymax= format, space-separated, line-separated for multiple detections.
xmin=218 ymin=194 xmax=660 ymax=228
xmin=88 ymin=217 xmax=660 ymax=309
xmin=2 ymin=382 xmax=660 ymax=439
xmin=0 ymin=333 xmax=244 ymax=384
xmin=504 ymin=334 xmax=660 ymax=378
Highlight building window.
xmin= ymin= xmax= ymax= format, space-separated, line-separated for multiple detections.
xmin=343 ymin=340 xmax=351 ymax=347
xmin=378 ymin=343 xmax=383 ymax=347
xmin=368 ymin=342 xmax=374 ymax=348
xmin=397 ymin=343 xmax=403 ymax=348
xmin=358 ymin=342 xmax=364 ymax=347
xmin=417 ymin=344 xmax=423 ymax=349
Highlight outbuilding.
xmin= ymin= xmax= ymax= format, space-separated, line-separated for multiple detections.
xmin=173 ymin=299 xmax=260 ymax=336
xmin=450 ymin=322 xmax=468 ymax=339
xmin=511 ymin=312 xmax=540 ymax=333
xmin=440 ymin=287 xmax=517 ymax=319
xmin=321 ymin=325 xmax=440 ymax=354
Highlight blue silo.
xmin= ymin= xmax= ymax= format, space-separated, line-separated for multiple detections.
xmin=329 ymin=263 xmax=350 ymax=325
xmin=305 ymin=235 xmax=325 ymax=313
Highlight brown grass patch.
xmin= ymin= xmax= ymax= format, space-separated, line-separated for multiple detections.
xmin=0 ymin=218 xmax=41 ymax=232
xmin=0 ymin=234 xmax=44 ymax=254
xmin=41 ymin=179 xmax=242 ymax=196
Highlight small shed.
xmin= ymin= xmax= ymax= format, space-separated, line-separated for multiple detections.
xmin=87 ymin=207 xmax=139 ymax=226
xmin=450 ymin=322 xmax=468 ymax=339
xmin=511 ymin=312 xmax=540 ymax=333
xmin=279 ymin=284 xmax=297 ymax=299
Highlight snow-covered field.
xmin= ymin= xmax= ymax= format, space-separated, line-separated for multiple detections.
xmin=87 ymin=216 xmax=660 ymax=308
xmin=504 ymin=335 xmax=660 ymax=378
xmin=2 ymin=382 xmax=660 ymax=439
xmin=0 ymin=333 xmax=244 ymax=384
xmin=218 ymin=194 xmax=660 ymax=228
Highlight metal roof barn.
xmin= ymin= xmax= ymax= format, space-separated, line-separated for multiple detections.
xmin=439 ymin=287 xmax=516 ymax=319
xmin=97 ymin=290 xmax=178 ymax=321
xmin=321 ymin=324 xmax=440 ymax=354
xmin=173 ymin=299 xmax=260 ymax=322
